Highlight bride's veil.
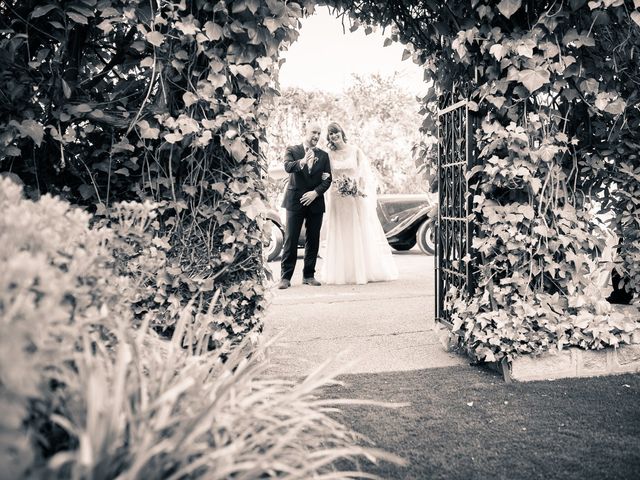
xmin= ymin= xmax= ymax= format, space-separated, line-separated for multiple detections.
xmin=355 ymin=146 xmax=379 ymax=208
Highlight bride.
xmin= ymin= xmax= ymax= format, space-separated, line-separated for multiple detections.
xmin=319 ymin=122 xmax=398 ymax=285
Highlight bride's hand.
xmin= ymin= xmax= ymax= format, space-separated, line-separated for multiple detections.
xmin=321 ymin=172 xmax=330 ymax=180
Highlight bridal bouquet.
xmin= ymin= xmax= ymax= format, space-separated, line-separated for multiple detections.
xmin=335 ymin=175 xmax=366 ymax=197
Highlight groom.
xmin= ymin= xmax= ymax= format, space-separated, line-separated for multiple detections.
xmin=278 ymin=123 xmax=332 ymax=289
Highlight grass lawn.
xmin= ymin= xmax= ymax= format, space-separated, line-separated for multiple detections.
xmin=323 ymin=366 xmax=640 ymax=480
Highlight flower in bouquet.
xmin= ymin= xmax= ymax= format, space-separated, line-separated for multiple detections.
xmin=335 ymin=175 xmax=366 ymax=197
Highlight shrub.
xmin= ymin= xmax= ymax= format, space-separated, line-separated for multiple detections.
xmin=0 ymin=178 xmax=404 ymax=479
xmin=0 ymin=177 xmax=128 ymax=476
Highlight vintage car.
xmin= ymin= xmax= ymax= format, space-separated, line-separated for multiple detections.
xmin=264 ymin=193 xmax=436 ymax=262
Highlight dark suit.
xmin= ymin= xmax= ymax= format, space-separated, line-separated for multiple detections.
xmin=280 ymin=144 xmax=332 ymax=281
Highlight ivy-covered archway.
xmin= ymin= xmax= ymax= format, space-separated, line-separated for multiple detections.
xmin=1 ymin=0 xmax=638 ymax=361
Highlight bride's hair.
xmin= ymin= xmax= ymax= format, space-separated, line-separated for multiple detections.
xmin=326 ymin=122 xmax=347 ymax=150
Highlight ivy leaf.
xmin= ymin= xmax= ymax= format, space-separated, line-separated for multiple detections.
xmin=230 ymin=64 xmax=254 ymax=79
xmin=519 ymin=69 xmax=550 ymax=92
xmin=232 ymin=1 xmax=248 ymax=13
xmin=240 ymin=196 xmax=266 ymax=220
xmin=497 ymin=0 xmax=522 ymax=19
xmin=208 ymin=73 xmax=227 ymax=89
xmin=477 ymin=5 xmax=493 ymax=19
xmin=221 ymin=250 xmax=235 ymax=264
xmin=100 ymin=7 xmax=120 ymax=18
xmin=515 ymin=39 xmax=535 ymax=58
xmin=164 ymin=132 xmax=184 ymax=144
xmin=489 ymin=43 xmax=505 ymax=60
xmin=67 ymin=12 xmax=88 ymax=24
xmin=604 ymin=98 xmax=626 ymax=115
xmin=235 ymin=97 xmax=255 ymax=111
xmin=69 ymin=103 xmax=93 ymax=114
xmin=176 ymin=19 xmax=199 ymax=35
xmin=229 ymin=180 xmax=248 ymax=195
xmin=97 ymin=19 xmax=113 ymax=33
xmin=256 ymin=57 xmax=272 ymax=70
xmin=210 ymin=182 xmax=225 ymax=194
xmin=538 ymin=144 xmax=559 ymax=162
xmin=579 ymin=78 xmax=599 ymax=94
xmin=518 ymin=205 xmax=535 ymax=220
xmin=540 ymin=42 xmax=559 ymax=59
xmin=223 ymin=230 xmax=236 ymax=243
xmin=69 ymin=5 xmax=94 ymax=18
xmin=486 ymin=95 xmax=506 ymax=108
xmin=31 ymin=5 xmax=58 ymax=18
xmin=263 ymin=17 xmax=281 ymax=34
xmin=140 ymin=56 xmax=154 ymax=68
xmin=146 ymin=31 xmax=164 ymax=47
xmin=246 ymin=0 xmax=260 ymax=13
xmin=229 ymin=137 xmax=248 ymax=161
xmin=401 ymin=48 xmax=411 ymax=61
xmin=15 ymin=120 xmax=44 ymax=146
xmin=78 ymin=184 xmax=95 ymax=200
xmin=138 ymin=120 xmax=160 ymax=139
xmin=562 ymin=29 xmax=596 ymax=48
xmin=61 ymin=79 xmax=72 ymax=99
xmin=183 ymin=92 xmax=198 ymax=107
xmin=204 ymin=21 xmax=223 ymax=41
xmin=183 ymin=185 xmax=197 ymax=196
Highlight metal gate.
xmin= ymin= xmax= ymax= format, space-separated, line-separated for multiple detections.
xmin=436 ymin=97 xmax=477 ymax=327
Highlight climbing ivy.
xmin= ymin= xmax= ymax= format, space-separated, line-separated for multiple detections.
xmin=0 ymin=0 xmax=308 ymax=348
xmin=324 ymin=0 xmax=640 ymax=360
xmin=1 ymin=0 xmax=638 ymax=360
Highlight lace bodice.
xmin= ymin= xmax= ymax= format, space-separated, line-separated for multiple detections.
xmin=329 ymin=145 xmax=359 ymax=175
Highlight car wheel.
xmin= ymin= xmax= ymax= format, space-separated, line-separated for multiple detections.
xmin=416 ymin=221 xmax=435 ymax=255
xmin=265 ymin=220 xmax=284 ymax=262
xmin=392 ymin=238 xmax=416 ymax=251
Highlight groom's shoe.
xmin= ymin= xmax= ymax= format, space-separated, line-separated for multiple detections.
xmin=302 ymin=277 xmax=321 ymax=286
xmin=277 ymin=278 xmax=291 ymax=289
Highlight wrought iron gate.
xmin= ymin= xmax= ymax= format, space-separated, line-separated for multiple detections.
xmin=436 ymin=98 xmax=477 ymax=327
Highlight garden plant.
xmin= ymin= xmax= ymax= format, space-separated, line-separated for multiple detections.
xmin=1 ymin=0 xmax=640 ymax=477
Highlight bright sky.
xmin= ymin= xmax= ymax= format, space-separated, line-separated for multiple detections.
xmin=278 ymin=6 xmax=427 ymax=94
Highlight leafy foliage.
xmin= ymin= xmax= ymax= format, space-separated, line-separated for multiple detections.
xmin=1 ymin=0 xmax=638 ymax=366
xmin=324 ymin=0 xmax=640 ymax=360
xmin=0 ymin=178 xmax=405 ymax=479
xmin=0 ymin=0 xmax=311 ymax=343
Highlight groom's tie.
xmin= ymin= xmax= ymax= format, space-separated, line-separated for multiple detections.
xmin=307 ymin=148 xmax=315 ymax=170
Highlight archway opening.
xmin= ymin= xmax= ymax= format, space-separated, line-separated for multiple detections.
xmin=262 ymin=5 xmax=438 ymax=277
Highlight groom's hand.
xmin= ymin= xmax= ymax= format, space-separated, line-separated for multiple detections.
xmin=300 ymin=190 xmax=318 ymax=206
xmin=301 ymin=148 xmax=314 ymax=168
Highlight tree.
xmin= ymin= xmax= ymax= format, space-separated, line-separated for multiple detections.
xmin=264 ymin=74 xmax=428 ymax=194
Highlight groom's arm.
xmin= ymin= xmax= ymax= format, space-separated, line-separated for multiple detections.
xmin=284 ymin=146 xmax=304 ymax=173
xmin=314 ymin=154 xmax=332 ymax=195
xmin=300 ymin=155 xmax=331 ymax=206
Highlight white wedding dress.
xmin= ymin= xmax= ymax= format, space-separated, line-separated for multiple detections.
xmin=320 ymin=144 xmax=398 ymax=285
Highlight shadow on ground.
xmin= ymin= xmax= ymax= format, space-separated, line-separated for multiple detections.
xmin=323 ymin=365 xmax=640 ymax=480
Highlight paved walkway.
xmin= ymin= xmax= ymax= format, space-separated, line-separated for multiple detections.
xmin=263 ymin=249 xmax=467 ymax=377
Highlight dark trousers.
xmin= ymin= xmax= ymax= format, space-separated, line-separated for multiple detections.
xmin=280 ymin=208 xmax=323 ymax=280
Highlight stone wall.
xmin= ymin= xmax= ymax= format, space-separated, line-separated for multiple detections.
xmin=507 ymin=305 xmax=640 ymax=382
